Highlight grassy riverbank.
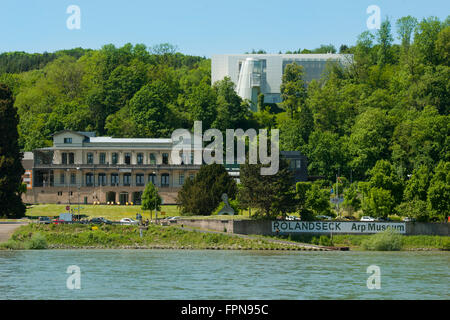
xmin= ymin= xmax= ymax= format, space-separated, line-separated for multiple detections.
xmin=276 ymin=233 xmax=450 ymax=251
xmin=23 ymin=204 xmax=253 ymax=221
xmin=0 ymin=223 xmax=311 ymax=250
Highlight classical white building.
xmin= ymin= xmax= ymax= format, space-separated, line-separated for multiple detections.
xmin=25 ymin=130 xmax=201 ymax=205
xmin=211 ymin=53 xmax=353 ymax=110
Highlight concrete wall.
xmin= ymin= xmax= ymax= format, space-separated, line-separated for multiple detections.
xmin=176 ymin=219 xmax=234 ymax=233
xmin=175 ymin=219 xmax=449 ymax=236
xmin=406 ymin=222 xmax=449 ymax=236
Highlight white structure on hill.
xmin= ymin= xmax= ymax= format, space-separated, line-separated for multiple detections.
xmin=212 ymin=53 xmax=353 ymax=111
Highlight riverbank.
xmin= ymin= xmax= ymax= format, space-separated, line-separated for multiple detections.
xmin=0 ymin=223 xmax=328 ymax=251
xmin=274 ymin=233 xmax=450 ymax=251
xmin=3 ymin=223 xmax=448 ymax=251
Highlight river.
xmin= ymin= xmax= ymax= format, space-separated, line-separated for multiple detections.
xmin=0 ymin=250 xmax=448 ymax=299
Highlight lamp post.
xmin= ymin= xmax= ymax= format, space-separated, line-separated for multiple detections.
xmin=152 ymin=171 xmax=157 ymax=224
xmin=67 ymin=168 xmax=70 ymax=207
xmin=77 ymin=167 xmax=80 ymax=220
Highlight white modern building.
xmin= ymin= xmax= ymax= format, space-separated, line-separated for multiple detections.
xmin=212 ymin=53 xmax=353 ymax=110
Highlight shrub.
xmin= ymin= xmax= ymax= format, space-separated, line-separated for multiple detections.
xmin=0 ymin=240 xmax=24 ymax=250
xmin=25 ymin=232 xmax=48 ymax=249
xmin=318 ymin=235 xmax=333 ymax=246
xmin=361 ymin=228 xmax=403 ymax=251
xmin=396 ymin=200 xmax=430 ymax=222
xmin=212 ymin=199 xmax=240 ymax=215
xmin=439 ymin=237 xmax=450 ymax=250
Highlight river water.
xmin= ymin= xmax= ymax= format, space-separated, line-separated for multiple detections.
xmin=0 ymin=250 xmax=448 ymax=300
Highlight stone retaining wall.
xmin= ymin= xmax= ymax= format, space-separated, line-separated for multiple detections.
xmin=176 ymin=219 xmax=449 ymax=236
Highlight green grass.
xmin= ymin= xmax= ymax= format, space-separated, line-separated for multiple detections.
xmin=26 ymin=204 xmax=180 ymax=221
xmin=1 ymin=223 xmax=305 ymax=250
xmin=271 ymin=233 xmax=449 ymax=250
xmin=25 ymin=204 xmax=253 ymax=221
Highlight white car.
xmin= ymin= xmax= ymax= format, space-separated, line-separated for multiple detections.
xmin=120 ymin=218 xmax=139 ymax=225
xmin=360 ymin=216 xmax=376 ymax=222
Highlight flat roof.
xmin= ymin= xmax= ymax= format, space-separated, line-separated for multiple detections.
xmin=88 ymin=137 xmax=172 ymax=144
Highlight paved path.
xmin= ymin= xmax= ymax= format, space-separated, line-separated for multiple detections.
xmin=0 ymin=222 xmax=28 ymax=242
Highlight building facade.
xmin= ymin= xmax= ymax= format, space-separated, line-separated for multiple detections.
xmin=22 ymin=131 xmax=309 ymax=206
xmin=211 ymin=53 xmax=353 ymax=110
xmin=23 ymin=130 xmax=201 ymax=205
xmin=225 ymin=151 xmax=308 ymax=184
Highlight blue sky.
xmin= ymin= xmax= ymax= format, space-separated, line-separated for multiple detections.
xmin=0 ymin=0 xmax=449 ymax=57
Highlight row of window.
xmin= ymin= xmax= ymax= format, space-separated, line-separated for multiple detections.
xmin=60 ymin=172 xmax=191 ymax=186
xmin=288 ymin=159 xmax=302 ymax=169
xmin=62 ymin=152 xmax=173 ymax=165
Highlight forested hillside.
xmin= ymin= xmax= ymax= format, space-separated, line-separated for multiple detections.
xmin=0 ymin=16 xmax=448 ymax=220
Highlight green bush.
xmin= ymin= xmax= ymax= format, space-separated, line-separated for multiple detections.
xmin=396 ymin=200 xmax=430 ymax=222
xmin=25 ymin=232 xmax=48 ymax=249
xmin=0 ymin=239 xmax=24 ymax=250
xmin=361 ymin=228 xmax=403 ymax=251
xmin=318 ymin=235 xmax=333 ymax=246
xmin=212 ymin=199 xmax=240 ymax=215
xmin=439 ymin=237 xmax=450 ymax=250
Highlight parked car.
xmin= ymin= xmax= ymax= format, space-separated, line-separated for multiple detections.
xmin=402 ymin=217 xmax=416 ymax=222
xmin=52 ymin=219 xmax=66 ymax=225
xmin=360 ymin=216 xmax=376 ymax=222
xmin=286 ymin=215 xmax=300 ymax=221
xmin=316 ymin=215 xmax=333 ymax=220
xmin=168 ymin=216 xmax=180 ymax=221
xmin=376 ymin=217 xmax=391 ymax=222
xmin=37 ymin=216 xmax=51 ymax=224
xmin=89 ymin=217 xmax=112 ymax=225
xmin=119 ymin=218 xmax=138 ymax=225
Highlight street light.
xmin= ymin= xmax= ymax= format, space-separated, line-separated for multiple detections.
xmin=67 ymin=168 xmax=70 ymax=207
xmin=77 ymin=167 xmax=80 ymax=220
xmin=152 ymin=171 xmax=157 ymax=223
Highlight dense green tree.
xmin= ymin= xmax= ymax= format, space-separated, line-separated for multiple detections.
xmin=305 ymin=182 xmax=332 ymax=216
xmin=396 ymin=16 xmax=418 ymax=52
xmin=254 ymin=106 xmax=276 ymax=130
xmin=306 ymin=130 xmax=348 ymax=181
xmin=342 ymin=182 xmax=361 ymax=215
xmin=376 ymin=18 xmax=394 ymax=66
xmin=295 ymin=182 xmax=311 ymax=211
xmin=128 ymin=80 xmax=174 ymax=138
xmin=0 ymin=84 xmax=25 ymax=218
xmin=362 ymin=187 xmax=395 ymax=219
xmin=141 ymin=182 xmax=162 ymax=215
xmin=177 ymin=164 xmax=237 ymax=216
xmin=212 ymin=77 xmax=251 ymax=131
xmin=238 ymin=160 xmax=295 ymax=218
xmin=396 ymin=199 xmax=429 ymax=222
xmin=414 ymin=17 xmax=444 ymax=65
xmin=427 ymin=161 xmax=450 ymax=220
xmin=365 ymin=160 xmax=404 ymax=206
xmin=348 ymin=108 xmax=393 ymax=179
xmin=312 ymin=44 xmax=337 ymax=54
xmin=280 ymin=63 xmax=307 ymax=118
xmin=435 ymin=26 xmax=450 ymax=66
xmin=403 ymin=165 xmax=432 ymax=202
xmin=391 ymin=106 xmax=449 ymax=172
xmin=185 ymin=82 xmax=217 ymax=129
